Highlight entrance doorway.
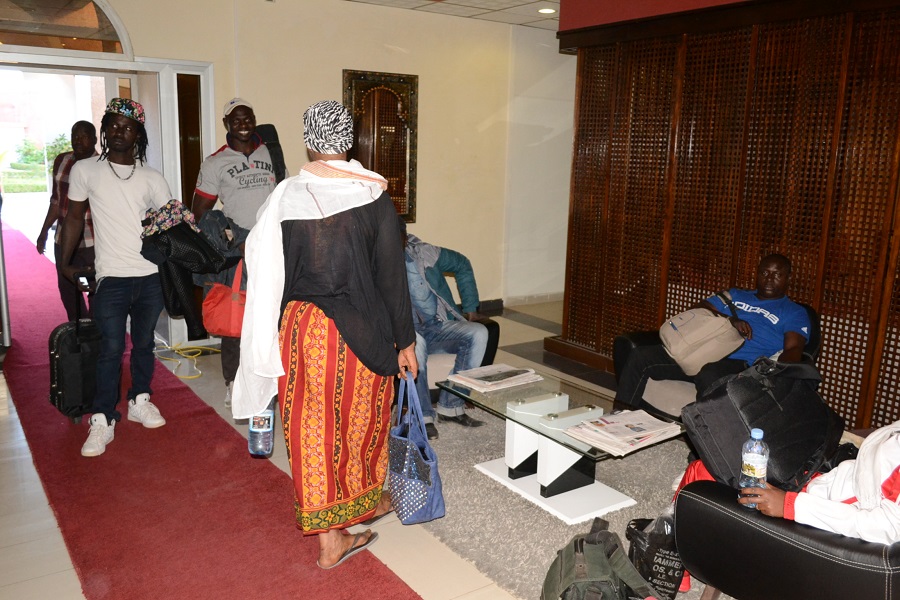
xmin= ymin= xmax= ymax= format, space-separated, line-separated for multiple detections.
xmin=0 ymin=53 xmax=214 ymax=347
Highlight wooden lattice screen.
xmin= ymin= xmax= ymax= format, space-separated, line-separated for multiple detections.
xmin=550 ymin=3 xmax=900 ymax=428
xmin=343 ymin=70 xmax=418 ymax=221
xmin=353 ymin=87 xmax=410 ymax=214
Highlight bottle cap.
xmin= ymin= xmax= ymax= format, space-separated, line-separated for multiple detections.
xmin=751 ymin=428 xmax=763 ymax=440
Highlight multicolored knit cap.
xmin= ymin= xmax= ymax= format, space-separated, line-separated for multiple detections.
xmin=303 ymin=100 xmax=354 ymax=154
xmin=105 ymin=98 xmax=145 ymax=124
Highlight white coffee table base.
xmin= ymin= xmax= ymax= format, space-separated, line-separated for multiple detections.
xmin=474 ymin=457 xmax=635 ymax=525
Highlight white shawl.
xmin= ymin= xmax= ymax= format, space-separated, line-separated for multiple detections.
xmin=231 ymin=160 xmax=387 ymax=419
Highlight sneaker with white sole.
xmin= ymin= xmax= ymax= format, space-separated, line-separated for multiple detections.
xmin=127 ymin=393 xmax=166 ymax=428
xmin=81 ymin=414 xmax=115 ymax=457
xmin=224 ymin=381 xmax=233 ymax=409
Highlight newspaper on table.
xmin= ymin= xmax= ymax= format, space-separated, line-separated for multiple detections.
xmin=446 ymin=363 xmax=543 ymax=392
xmin=564 ymin=409 xmax=681 ymax=457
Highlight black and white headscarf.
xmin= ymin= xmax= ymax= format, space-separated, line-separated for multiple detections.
xmin=303 ymin=100 xmax=354 ymax=154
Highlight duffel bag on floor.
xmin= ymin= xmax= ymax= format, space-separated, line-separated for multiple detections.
xmin=542 ymin=517 xmax=662 ymax=600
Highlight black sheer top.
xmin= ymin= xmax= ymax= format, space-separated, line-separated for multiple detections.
xmin=280 ymin=192 xmax=415 ymax=376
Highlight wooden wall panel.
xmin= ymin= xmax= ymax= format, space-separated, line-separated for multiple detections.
xmin=666 ymin=29 xmax=752 ymax=316
xmin=594 ymin=38 xmax=680 ymax=358
xmin=553 ymin=2 xmax=900 ymax=426
xmin=739 ymin=16 xmax=847 ymax=292
xmin=839 ymin=11 xmax=900 ymax=427
xmin=563 ymin=46 xmax=617 ymax=351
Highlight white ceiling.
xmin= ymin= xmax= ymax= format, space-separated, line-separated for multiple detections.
xmin=342 ymin=0 xmax=560 ymax=31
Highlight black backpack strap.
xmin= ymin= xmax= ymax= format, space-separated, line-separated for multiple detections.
xmin=715 ymin=290 xmax=739 ymax=319
xmin=256 ymin=123 xmax=287 ymax=184
xmin=748 ymin=356 xmax=822 ymax=382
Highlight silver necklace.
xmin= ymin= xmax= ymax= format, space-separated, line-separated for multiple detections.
xmin=108 ymin=159 xmax=136 ymax=181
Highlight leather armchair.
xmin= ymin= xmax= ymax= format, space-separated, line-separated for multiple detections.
xmin=674 ymin=480 xmax=900 ymax=600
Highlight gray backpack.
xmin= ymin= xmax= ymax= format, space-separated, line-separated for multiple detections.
xmin=542 ymin=518 xmax=662 ymax=600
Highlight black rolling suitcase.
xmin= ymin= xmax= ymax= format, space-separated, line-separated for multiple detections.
xmin=48 ymin=301 xmax=100 ymax=423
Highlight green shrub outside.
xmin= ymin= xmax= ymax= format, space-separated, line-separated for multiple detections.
xmin=8 ymin=162 xmax=46 ymax=173
xmin=0 ymin=169 xmax=47 ymax=193
xmin=1 ymin=181 xmax=46 ymax=193
xmin=15 ymin=139 xmax=45 ymax=165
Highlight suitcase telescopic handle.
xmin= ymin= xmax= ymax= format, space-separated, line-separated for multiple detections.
xmin=72 ymin=270 xmax=94 ymax=332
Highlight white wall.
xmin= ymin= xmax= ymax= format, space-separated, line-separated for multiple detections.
xmin=504 ymin=27 xmax=576 ymax=304
xmin=105 ymin=0 xmax=575 ymax=304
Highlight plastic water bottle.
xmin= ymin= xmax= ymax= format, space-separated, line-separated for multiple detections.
xmin=248 ymin=399 xmax=275 ymax=457
xmin=739 ymin=428 xmax=769 ymax=509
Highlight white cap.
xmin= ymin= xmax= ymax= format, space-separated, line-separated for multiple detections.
xmin=223 ymin=97 xmax=253 ymax=117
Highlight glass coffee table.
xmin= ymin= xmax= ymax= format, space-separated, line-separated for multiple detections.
xmin=437 ymin=371 xmax=637 ymax=524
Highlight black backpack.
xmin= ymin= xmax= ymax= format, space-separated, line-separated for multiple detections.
xmin=682 ymin=357 xmax=845 ymax=491
xmin=542 ymin=518 xmax=662 ymax=600
xmin=256 ymin=123 xmax=286 ymax=184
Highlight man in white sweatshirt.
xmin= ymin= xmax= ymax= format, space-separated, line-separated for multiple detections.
xmin=739 ymin=421 xmax=900 ymax=544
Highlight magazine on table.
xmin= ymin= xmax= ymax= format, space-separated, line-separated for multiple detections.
xmin=446 ymin=364 xmax=543 ymax=392
xmin=564 ymin=409 xmax=681 ymax=457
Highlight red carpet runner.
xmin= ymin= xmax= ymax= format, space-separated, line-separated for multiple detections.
xmin=1 ymin=222 xmax=421 ymax=600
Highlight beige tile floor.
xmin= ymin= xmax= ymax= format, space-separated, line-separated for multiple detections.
xmin=0 ymin=302 xmax=592 ymax=600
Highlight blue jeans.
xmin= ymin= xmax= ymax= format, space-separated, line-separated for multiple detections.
xmin=413 ymin=332 xmax=435 ymax=423
xmin=91 ymin=274 xmax=164 ymax=422
xmin=416 ymin=319 xmax=488 ymax=417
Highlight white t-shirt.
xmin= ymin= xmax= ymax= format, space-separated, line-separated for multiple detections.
xmin=68 ymin=157 xmax=172 ymax=279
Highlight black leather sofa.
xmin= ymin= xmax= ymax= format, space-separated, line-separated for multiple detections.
xmin=675 ymin=480 xmax=900 ymax=600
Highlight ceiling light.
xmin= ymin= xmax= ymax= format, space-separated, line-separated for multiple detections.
xmin=538 ymin=8 xmax=556 ymax=14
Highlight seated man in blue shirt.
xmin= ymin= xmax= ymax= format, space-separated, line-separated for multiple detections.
xmin=616 ymin=253 xmax=811 ymax=408
xmin=402 ymin=220 xmax=489 ymax=439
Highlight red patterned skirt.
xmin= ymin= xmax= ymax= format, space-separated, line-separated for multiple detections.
xmin=278 ymin=301 xmax=393 ymax=533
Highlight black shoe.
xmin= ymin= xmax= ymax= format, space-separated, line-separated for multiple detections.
xmin=437 ymin=413 xmax=484 ymax=428
xmin=425 ymin=423 xmax=439 ymax=440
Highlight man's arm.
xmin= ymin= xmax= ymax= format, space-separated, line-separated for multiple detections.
xmin=778 ymin=331 xmax=806 ymax=363
xmin=695 ymin=296 xmax=752 ymax=339
xmin=58 ymin=200 xmax=88 ymax=288
xmin=36 ymin=203 xmax=60 ymax=254
xmin=434 ymin=247 xmax=481 ymax=316
xmin=37 ymin=154 xmax=66 ymax=254
xmin=740 ymin=483 xmax=900 ymax=545
xmin=191 ymin=192 xmax=217 ymax=222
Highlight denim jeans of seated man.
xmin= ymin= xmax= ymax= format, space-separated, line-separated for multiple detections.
xmin=91 ymin=274 xmax=165 ymax=423
xmin=413 ymin=332 xmax=435 ymax=424
xmin=416 ymin=319 xmax=489 ymax=418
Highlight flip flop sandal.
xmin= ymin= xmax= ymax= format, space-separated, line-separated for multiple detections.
xmin=317 ymin=530 xmax=379 ymax=570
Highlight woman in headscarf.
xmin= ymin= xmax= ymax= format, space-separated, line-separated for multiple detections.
xmin=233 ymin=100 xmax=417 ymax=569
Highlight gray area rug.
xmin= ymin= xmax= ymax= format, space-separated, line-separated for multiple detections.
xmin=422 ymin=407 xmax=734 ymax=600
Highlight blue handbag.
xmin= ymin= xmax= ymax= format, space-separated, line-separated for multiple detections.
xmin=388 ymin=372 xmax=446 ymax=524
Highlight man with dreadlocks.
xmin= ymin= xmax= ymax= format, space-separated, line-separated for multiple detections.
xmin=233 ymin=100 xmax=417 ymax=569
xmin=59 ymin=98 xmax=173 ymax=457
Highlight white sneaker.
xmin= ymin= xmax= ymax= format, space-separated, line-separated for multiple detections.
xmin=127 ymin=393 xmax=166 ymax=428
xmin=224 ymin=381 xmax=233 ymax=409
xmin=81 ymin=414 xmax=115 ymax=457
